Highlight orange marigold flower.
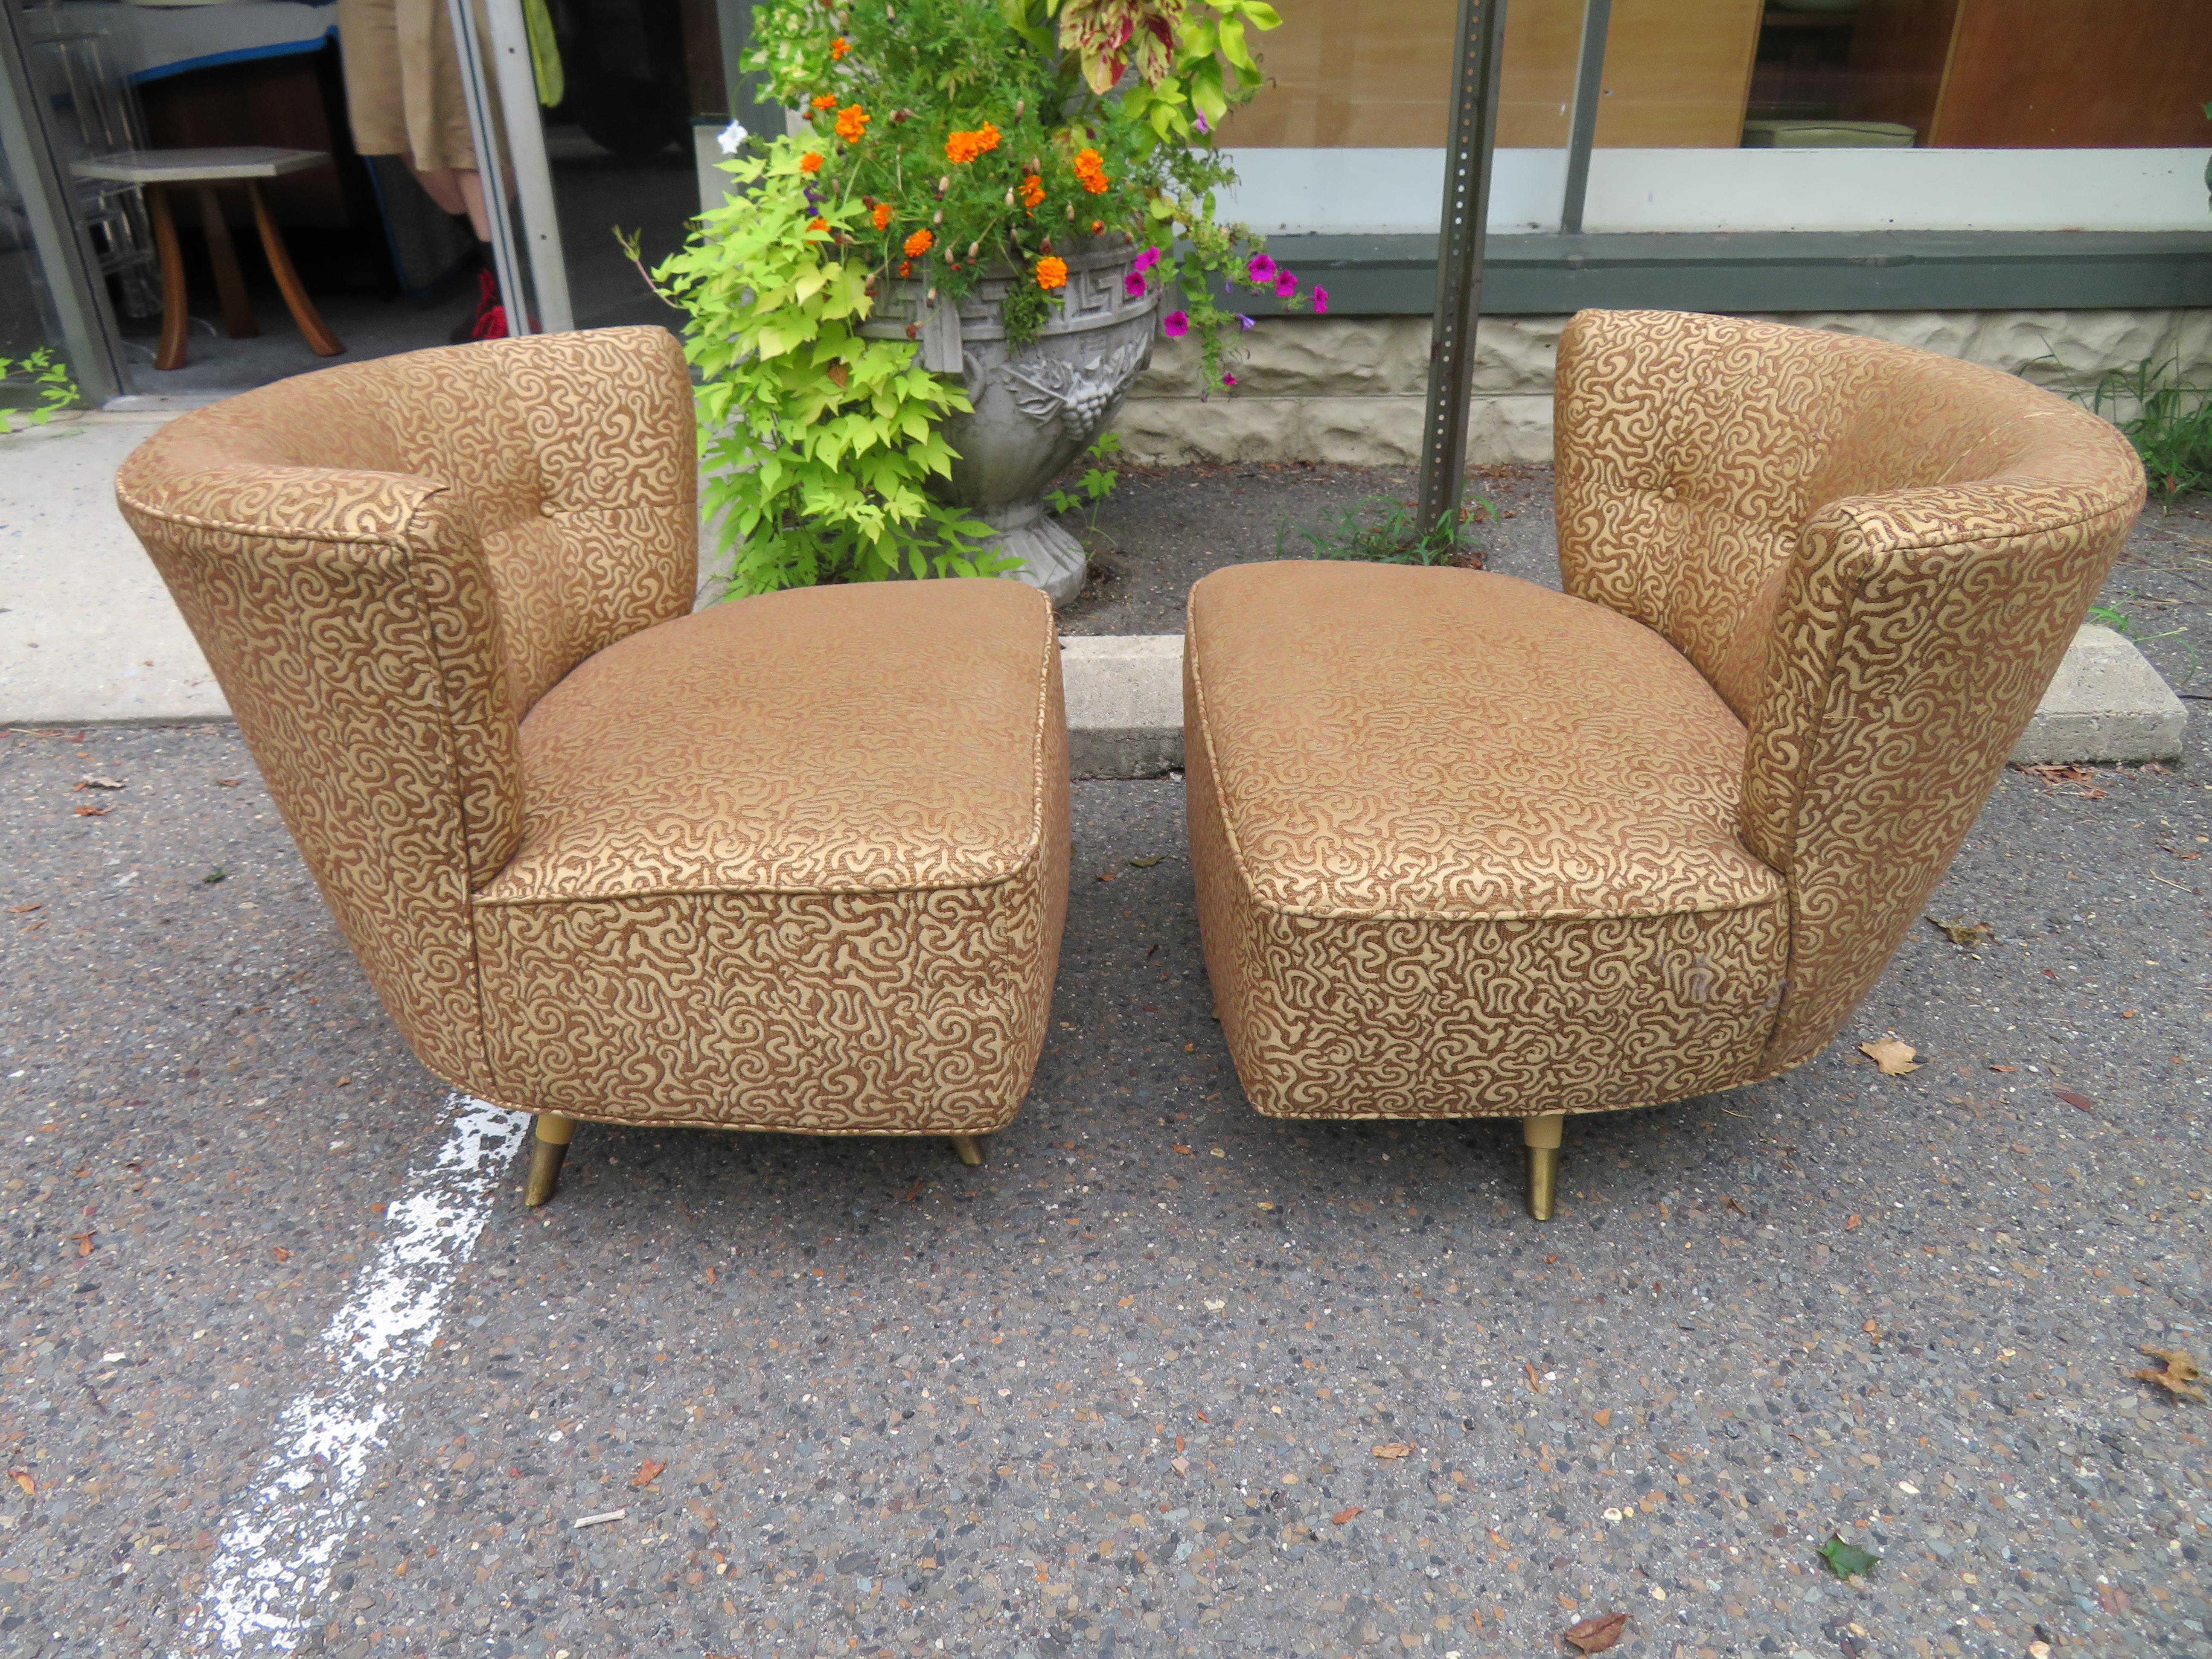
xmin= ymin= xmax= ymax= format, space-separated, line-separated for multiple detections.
xmin=872 ymin=201 xmax=893 ymax=230
xmin=1073 ymin=147 xmax=1109 ymax=194
xmin=1090 ymin=219 xmax=1104 ymax=233
xmin=830 ymin=35 xmax=850 ymax=60
xmin=799 ymin=151 xmax=824 ymax=173
xmin=835 ymin=104 xmax=869 ymax=143
xmin=1035 ymin=255 xmax=1068 ymax=291
xmin=898 ymin=258 xmax=913 ymax=277
xmin=807 ymin=216 xmax=828 ymax=233
xmin=1018 ymin=173 xmax=1045 ymax=210
xmin=904 ymin=227 xmax=934 ymax=258
xmin=811 ymin=93 xmax=837 ymax=111
xmin=944 ymin=122 xmax=1002 ymax=165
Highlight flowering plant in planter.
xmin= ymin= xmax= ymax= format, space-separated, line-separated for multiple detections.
xmin=643 ymin=0 xmax=1324 ymax=596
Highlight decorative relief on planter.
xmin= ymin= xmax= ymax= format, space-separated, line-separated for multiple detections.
xmin=995 ymin=340 xmax=1150 ymax=444
xmin=855 ymin=239 xmax=1157 ymax=605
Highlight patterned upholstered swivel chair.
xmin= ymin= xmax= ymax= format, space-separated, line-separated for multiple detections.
xmin=118 ymin=328 xmax=1069 ymax=1204
xmin=1183 ymin=310 xmax=2144 ymax=1217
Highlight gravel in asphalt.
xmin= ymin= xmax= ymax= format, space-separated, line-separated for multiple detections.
xmin=3 ymin=688 xmax=2207 ymax=1658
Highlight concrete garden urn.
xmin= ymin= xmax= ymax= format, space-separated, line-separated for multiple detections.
xmin=860 ymin=238 xmax=1158 ymax=605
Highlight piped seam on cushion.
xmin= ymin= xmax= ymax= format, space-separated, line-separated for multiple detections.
xmin=468 ymin=856 xmax=1048 ymax=908
xmin=114 ymin=482 xmax=443 ymax=546
xmin=1824 ymin=492 xmax=2139 ymax=559
xmin=1235 ymin=889 xmax=1787 ymax=927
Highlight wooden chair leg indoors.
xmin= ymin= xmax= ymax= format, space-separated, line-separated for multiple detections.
xmin=525 ymin=1112 xmax=575 ymax=1207
xmin=246 ymin=178 xmax=344 ymax=358
xmin=147 ymin=183 xmax=191 ymax=373
xmin=1523 ymin=1113 xmax=1564 ymax=1221
xmin=195 ymin=185 xmax=258 ymax=342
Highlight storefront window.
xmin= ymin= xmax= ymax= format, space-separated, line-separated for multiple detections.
xmin=1220 ymin=0 xmax=2212 ymax=235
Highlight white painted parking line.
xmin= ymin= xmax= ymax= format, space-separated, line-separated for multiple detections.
xmin=172 ymin=1097 xmax=530 ymax=1654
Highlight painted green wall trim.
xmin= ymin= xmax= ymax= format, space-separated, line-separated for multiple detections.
xmin=1228 ymin=231 xmax=2212 ymax=317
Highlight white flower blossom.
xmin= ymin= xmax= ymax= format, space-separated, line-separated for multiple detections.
xmin=717 ymin=119 xmax=748 ymax=155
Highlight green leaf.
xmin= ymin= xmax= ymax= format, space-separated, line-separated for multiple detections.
xmin=1816 ymin=1536 xmax=1880 ymax=1580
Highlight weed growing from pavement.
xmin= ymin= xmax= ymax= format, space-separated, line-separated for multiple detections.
xmin=1284 ymin=491 xmax=1493 ymax=567
xmin=2039 ymin=352 xmax=2212 ymax=502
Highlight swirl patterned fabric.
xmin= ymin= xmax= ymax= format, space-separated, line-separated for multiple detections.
xmin=474 ymin=580 xmax=1070 ymax=1131
xmin=116 ymin=329 xmax=1069 ymax=1138
xmin=1190 ymin=309 xmax=2143 ymax=1123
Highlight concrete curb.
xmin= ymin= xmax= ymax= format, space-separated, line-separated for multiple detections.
xmin=2010 ymin=623 xmax=2189 ymax=766
xmin=1061 ymin=623 xmax=2192 ymax=781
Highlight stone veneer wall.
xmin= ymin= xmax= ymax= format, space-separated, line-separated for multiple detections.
xmin=1110 ymin=309 xmax=2212 ymax=466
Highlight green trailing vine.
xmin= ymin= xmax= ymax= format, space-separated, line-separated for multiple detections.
xmin=640 ymin=0 xmax=1323 ymax=596
xmin=0 ymin=349 xmax=79 ymax=436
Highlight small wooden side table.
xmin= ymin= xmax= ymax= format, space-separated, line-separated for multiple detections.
xmin=73 ymin=147 xmax=346 ymax=372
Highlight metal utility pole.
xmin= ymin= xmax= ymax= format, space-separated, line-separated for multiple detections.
xmin=1414 ymin=0 xmax=1509 ymax=545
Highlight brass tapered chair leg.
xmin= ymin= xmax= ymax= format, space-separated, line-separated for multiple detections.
xmin=525 ymin=1112 xmax=576 ymax=1207
xmin=949 ymin=1134 xmax=986 ymax=1167
xmin=1522 ymin=1113 xmax=1564 ymax=1220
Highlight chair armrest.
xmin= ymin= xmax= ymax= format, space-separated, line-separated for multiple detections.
xmin=1746 ymin=469 xmax=2142 ymax=1073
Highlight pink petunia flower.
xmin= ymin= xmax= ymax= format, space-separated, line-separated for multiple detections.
xmin=1194 ymin=112 xmax=1209 ymax=134
xmin=1246 ymin=253 xmax=1276 ymax=285
xmin=1222 ymin=373 xmax=1236 ymax=387
xmin=1133 ymin=245 xmax=1162 ymax=274
xmin=1313 ymin=285 xmax=1330 ymax=314
xmin=1162 ymin=310 xmax=1189 ymax=338
xmin=1273 ymin=270 xmax=1298 ymax=300
xmin=1125 ymin=271 xmax=1147 ymax=299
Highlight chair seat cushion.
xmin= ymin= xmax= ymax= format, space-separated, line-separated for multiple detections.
xmin=1185 ymin=562 xmax=1786 ymax=1120
xmin=479 ymin=580 xmax=1056 ymax=904
xmin=469 ymin=580 xmax=1069 ymax=1135
xmin=1190 ymin=563 xmax=1784 ymax=919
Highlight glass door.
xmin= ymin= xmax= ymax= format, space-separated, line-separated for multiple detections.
xmin=459 ymin=0 xmax=774 ymax=341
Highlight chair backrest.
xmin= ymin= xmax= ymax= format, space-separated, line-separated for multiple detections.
xmin=1555 ymin=309 xmax=2144 ymax=1072
xmin=115 ymin=327 xmax=695 ymax=1087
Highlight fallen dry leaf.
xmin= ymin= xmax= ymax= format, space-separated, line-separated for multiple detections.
xmin=1331 ymin=1506 xmax=1363 ymax=1525
xmin=215 ymin=777 xmax=242 ymax=787
xmin=9 ymin=1470 xmax=33 ymax=1498
xmin=1859 ymin=1037 xmax=1921 ymax=1075
xmin=1592 ymin=1408 xmax=1611 ymax=1428
xmin=2134 ymin=1348 xmax=2207 ymax=1403
xmin=272 ymin=1246 xmax=291 ymax=1263
xmin=1863 ymin=1318 xmax=1883 ymax=1341
xmin=1127 ymin=856 xmax=1163 ymax=868
xmin=1095 ymin=869 xmax=1117 ymax=883
xmin=1928 ymin=914 xmax=1994 ymax=946
xmin=2023 ymin=763 xmax=2096 ymax=785
xmin=1990 ymin=1063 xmax=2018 ymax=1073
xmin=72 ymin=804 xmax=110 ymax=818
xmin=629 ymin=1458 xmax=667 ymax=1488
xmin=902 ymin=1176 xmax=925 ymax=1202
xmin=1562 ymin=1609 xmax=1629 ymax=1653
xmin=1845 ymin=1214 xmax=1863 ymax=1231
xmin=1525 ymin=1361 xmax=1546 ymax=1393
xmin=1723 ymin=1195 xmax=1747 ymax=1217
xmin=1371 ymin=1442 xmax=1412 ymax=1461
xmin=73 ymin=777 xmax=125 ymax=791
xmin=2056 ymin=1090 xmax=2097 ymax=1113
xmin=1172 ymin=1144 xmax=1193 ymax=1155
xmin=71 ymin=1230 xmax=95 ymax=1257
xmin=7 ymin=904 xmax=41 ymax=914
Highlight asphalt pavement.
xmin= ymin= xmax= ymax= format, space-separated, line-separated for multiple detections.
xmin=2 ymin=699 xmax=2207 ymax=1657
